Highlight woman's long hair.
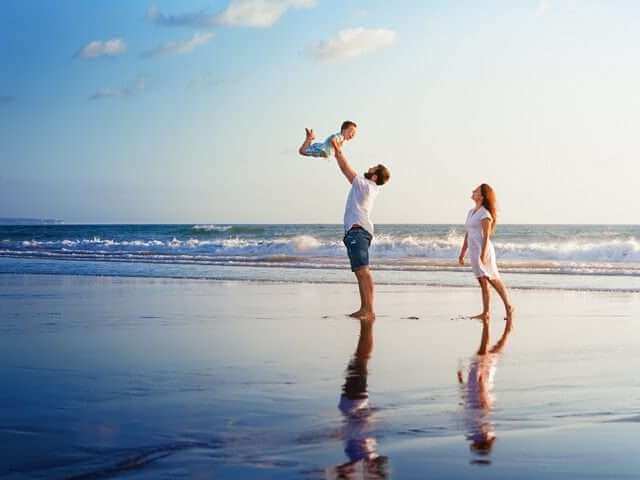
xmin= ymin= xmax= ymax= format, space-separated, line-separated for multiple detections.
xmin=480 ymin=184 xmax=498 ymax=233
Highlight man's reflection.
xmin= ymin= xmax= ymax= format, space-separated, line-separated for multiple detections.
xmin=457 ymin=318 xmax=512 ymax=463
xmin=327 ymin=318 xmax=388 ymax=479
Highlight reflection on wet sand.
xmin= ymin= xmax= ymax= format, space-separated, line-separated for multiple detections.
xmin=326 ymin=318 xmax=389 ymax=479
xmin=458 ymin=318 xmax=512 ymax=464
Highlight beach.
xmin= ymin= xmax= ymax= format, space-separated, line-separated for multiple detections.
xmin=6 ymin=0 xmax=640 ymax=477
xmin=2 ymin=273 xmax=640 ymax=479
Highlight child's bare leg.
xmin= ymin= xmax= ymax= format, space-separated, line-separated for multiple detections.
xmin=298 ymin=128 xmax=316 ymax=156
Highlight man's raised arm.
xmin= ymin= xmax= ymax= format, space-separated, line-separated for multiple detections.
xmin=334 ymin=148 xmax=357 ymax=184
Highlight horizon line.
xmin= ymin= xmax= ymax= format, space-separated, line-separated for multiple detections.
xmin=2 ymin=221 xmax=639 ymax=227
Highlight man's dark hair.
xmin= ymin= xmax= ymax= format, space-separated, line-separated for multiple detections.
xmin=341 ymin=120 xmax=357 ymax=132
xmin=373 ymin=164 xmax=390 ymax=186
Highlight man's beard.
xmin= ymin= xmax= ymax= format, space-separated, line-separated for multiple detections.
xmin=364 ymin=171 xmax=372 ymax=180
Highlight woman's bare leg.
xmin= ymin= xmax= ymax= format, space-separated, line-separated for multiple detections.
xmin=488 ymin=277 xmax=514 ymax=324
xmin=471 ymin=276 xmax=491 ymax=321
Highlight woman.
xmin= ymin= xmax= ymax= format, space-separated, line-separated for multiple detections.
xmin=458 ymin=184 xmax=514 ymax=322
xmin=457 ymin=309 xmax=513 ymax=460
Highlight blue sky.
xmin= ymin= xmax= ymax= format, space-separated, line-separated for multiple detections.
xmin=1 ymin=0 xmax=639 ymax=224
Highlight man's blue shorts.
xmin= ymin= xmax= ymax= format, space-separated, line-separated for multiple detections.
xmin=343 ymin=227 xmax=373 ymax=272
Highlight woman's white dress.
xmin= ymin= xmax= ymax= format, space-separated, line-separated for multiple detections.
xmin=463 ymin=354 xmax=498 ymax=444
xmin=465 ymin=206 xmax=500 ymax=279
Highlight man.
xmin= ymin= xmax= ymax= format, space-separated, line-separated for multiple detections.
xmin=331 ymin=137 xmax=390 ymax=320
xmin=332 ymin=317 xmax=389 ymax=477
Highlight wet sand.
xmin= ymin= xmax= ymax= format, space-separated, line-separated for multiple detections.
xmin=1 ymin=274 xmax=640 ymax=479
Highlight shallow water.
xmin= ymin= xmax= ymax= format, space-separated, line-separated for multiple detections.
xmin=1 ymin=275 xmax=640 ymax=479
xmin=3 ymin=258 xmax=640 ymax=293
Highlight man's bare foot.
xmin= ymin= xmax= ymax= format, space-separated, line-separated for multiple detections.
xmin=305 ymin=128 xmax=315 ymax=141
xmin=470 ymin=312 xmax=490 ymax=322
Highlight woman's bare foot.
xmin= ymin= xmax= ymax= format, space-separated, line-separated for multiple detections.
xmin=504 ymin=305 xmax=515 ymax=322
xmin=505 ymin=317 xmax=514 ymax=333
xmin=503 ymin=305 xmax=515 ymax=331
xmin=470 ymin=312 xmax=490 ymax=322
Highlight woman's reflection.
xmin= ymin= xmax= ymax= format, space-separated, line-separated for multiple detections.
xmin=457 ymin=317 xmax=512 ymax=463
xmin=327 ymin=318 xmax=388 ymax=479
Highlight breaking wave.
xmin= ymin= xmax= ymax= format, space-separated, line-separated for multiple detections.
xmin=2 ymin=231 xmax=640 ymax=278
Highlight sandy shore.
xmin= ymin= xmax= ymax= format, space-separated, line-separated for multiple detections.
xmin=1 ymin=274 xmax=640 ymax=479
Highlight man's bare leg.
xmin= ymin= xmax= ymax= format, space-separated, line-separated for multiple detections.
xmin=350 ymin=270 xmax=366 ymax=317
xmin=298 ymin=128 xmax=315 ymax=156
xmin=349 ymin=267 xmax=375 ymax=319
xmin=470 ymin=276 xmax=491 ymax=321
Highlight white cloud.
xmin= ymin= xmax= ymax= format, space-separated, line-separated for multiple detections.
xmin=75 ymin=38 xmax=127 ymax=59
xmin=307 ymin=28 xmax=396 ymax=62
xmin=217 ymin=0 xmax=316 ymax=28
xmin=141 ymin=32 xmax=214 ymax=58
xmin=89 ymin=78 xmax=145 ymax=101
xmin=146 ymin=1 xmax=316 ymax=30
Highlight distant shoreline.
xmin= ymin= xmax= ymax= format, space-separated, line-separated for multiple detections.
xmin=0 ymin=218 xmax=63 ymax=225
xmin=0 ymin=222 xmax=639 ymax=227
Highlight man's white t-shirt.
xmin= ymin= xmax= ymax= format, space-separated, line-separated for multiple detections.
xmin=343 ymin=175 xmax=380 ymax=235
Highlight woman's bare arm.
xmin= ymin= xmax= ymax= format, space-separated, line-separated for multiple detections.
xmin=459 ymin=233 xmax=468 ymax=265
xmin=480 ymin=218 xmax=492 ymax=264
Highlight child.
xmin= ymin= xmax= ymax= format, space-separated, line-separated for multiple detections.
xmin=298 ymin=120 xmax=357 ymax=159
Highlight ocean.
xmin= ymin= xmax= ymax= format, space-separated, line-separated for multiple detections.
xmin=3 ymin=228 xmax=640 ymax=478
xmin=1 ymin=224 xmax=639 ymax=292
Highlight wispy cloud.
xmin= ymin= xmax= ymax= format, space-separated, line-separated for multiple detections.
xmin=146 ymin=0 xmax=316 ymax=29
xmin=307 ymin=28 xmax=396 ymax=62
xmin=89 ymin=78 xmax=145 ymax=101
xmin=145 ymin=5 xmax=217 ymax=28
xmin=75 ymin=38 xmax=127 ymax=59
xmin=0 ymin=96 xmax=15 ymax=105
xmin=141 ymin=32 xmax=214 ymax=58
xmin=216 ymin=0 xmax=316 ymax=28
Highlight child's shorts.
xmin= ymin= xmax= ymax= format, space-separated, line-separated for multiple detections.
xmin=303 ymin=143 xmax=330 ymax=158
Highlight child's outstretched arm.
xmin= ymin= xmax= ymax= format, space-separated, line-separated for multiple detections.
xmin=334 ymin=148 xmax=357 ymax=184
